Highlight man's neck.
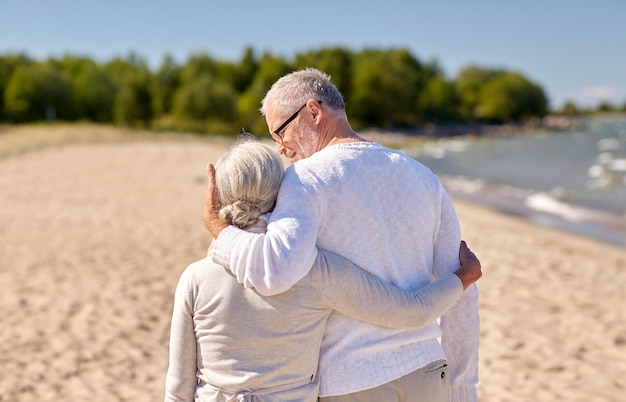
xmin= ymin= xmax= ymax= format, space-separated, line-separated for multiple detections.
xmin=316 ymin=118 xmax=365 ymax=150
xmin=327 ymin=134 xmax=366 ymax=146
xmin=324 ymin=123 xmax=366 ymax=146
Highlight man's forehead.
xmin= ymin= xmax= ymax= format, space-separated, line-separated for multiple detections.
xmin=265 ymin=101 xmax=285 ymax=121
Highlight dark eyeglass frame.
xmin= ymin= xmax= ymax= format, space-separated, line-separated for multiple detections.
xmin=270 ymin=101 xmax=322 ymax=145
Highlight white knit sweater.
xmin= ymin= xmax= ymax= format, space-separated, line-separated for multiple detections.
xmin=213 ymin=141 xmax=479 ymax=401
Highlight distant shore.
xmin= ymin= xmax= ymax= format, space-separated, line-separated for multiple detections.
xmin=360 ymin=114 xmax=594 ymax=141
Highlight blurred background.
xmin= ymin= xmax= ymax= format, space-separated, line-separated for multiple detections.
xmin=1 ymin=1 xmax=625 ymax=401
xmin=1 ymin=0 xmax=625 ymax=131
xmin=1 ymin=0 xmax=624 ymax=244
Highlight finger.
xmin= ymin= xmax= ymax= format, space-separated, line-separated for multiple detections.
xmin=207 ymin=163 xmax=216 ymax=183
xmin=206 ymin=163 xmax=220 ymax=208
xmin=459 ymin=240 xmax=469 ymax=262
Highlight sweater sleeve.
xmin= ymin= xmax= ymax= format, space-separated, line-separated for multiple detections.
xmin=164 ymin=267 xmax=198 ymax=402
xmin=313 ymin=251 xmax=464 ymax=329
xmin=211 ymin=166 xmax=320 ymax=296
xmin=433 ymin=188 xmax=480 ymax=402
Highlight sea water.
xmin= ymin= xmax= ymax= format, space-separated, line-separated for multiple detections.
xmin=403 ymin=116 xmax=626 ymax=247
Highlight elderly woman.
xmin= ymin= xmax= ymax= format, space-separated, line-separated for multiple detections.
xmin=164 ymin=139 xmax=481 ymax=402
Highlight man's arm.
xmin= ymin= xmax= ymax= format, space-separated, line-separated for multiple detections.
xmin=433 ymin=189 xmax=480 ymax=402
xmin=202 ymin=164 xmax=319 ymax=296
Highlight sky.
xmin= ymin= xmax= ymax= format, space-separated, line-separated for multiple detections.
xmin=1 ymin=0 xmax=625 ymax=110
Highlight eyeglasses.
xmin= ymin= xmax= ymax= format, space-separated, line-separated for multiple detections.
xmin=270 ymin=101 xmax=322 ymax=145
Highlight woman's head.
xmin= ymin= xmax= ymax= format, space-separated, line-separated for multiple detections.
xmin=215 ymin=139 xmax=284 ymax=229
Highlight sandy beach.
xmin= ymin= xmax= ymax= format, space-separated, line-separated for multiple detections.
xmin=1 ymin=130 xmax=625 ymax=401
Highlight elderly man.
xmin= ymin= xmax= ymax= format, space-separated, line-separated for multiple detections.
xmin=203 ymin=68 xmax=479 ymax=402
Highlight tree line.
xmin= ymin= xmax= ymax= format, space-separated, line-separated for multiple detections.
xmin=0 ymin=46 xmax=605 ymax=136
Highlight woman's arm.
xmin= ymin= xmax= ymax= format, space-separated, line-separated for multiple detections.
xmin=164 ymin=267 xmax=199 ymax=402
xmin=312 ymin=243 xmax=481 ymax=329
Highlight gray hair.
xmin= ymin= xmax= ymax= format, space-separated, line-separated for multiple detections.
xmin=260 ymin=68 xmax=345 ymax=119
xmin=215 ymin=139 xmax=284 ymax=230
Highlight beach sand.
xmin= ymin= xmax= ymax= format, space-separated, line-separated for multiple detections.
xmin=0 ymin=136 xmax=624 ymax=401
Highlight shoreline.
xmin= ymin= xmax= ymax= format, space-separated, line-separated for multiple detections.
xmin=443 ymin=179 xmax=626 ymax=249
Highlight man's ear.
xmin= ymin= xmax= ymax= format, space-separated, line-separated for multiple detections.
xmin=308 ymin=100 xmax=323 ymax=123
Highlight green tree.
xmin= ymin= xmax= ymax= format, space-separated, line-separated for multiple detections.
xmin=0 ymin=53 xmax=32 ymax=120
xmin=178 ymin=52 xmax=245 ymax=90
xmin=454 ymin=65 xmax=502 ymax=121
xmin=173 ymin=52 xmax=247 ymax=133
xmin=237 ymin=92 xmax=264 ymax=134
xmin=0 ymin=47 xmax=554 ymax=129
xmin=49 ymin=55 xmax=94 ymax=120
xmin=478 ymin=72 xmax=548 ymax=122
xmin=72 ymin=61 xmax=116 ymax=122
xmin=455 ymin=66 xmax=548 ymax=123
xmin=151 ymin=54 xmax=180 ymax=119
xmin=106 ymin=53 xmax=153 ymax=125
xmin=4 ymin=62 xmax=72 ymax=122
xmin=172 ymin=75 xmax=237 ymax=133
xmin=350 ymin=48 xmax=423 ymax=129
xmin=235 ymin=46 xmax=258 ymax=93
xmin=249 ymin=53 xmax=292 ymax=94
xmin=418 ymin=74 xmax=460 ymax=124
xmin=236 ymin=53 xmax=292 ymax=135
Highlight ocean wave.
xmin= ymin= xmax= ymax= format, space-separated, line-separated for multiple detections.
xmin=439 ymin=175 xmax=626 ymax=247
xmin=526 ymin=192 xmax=598 ymax=222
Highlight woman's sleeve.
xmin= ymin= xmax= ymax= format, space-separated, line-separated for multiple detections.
xmin=164 ymin=267 xmax=198 ymax=402
xmin=313 ymin=251 xmax=464 ymax=329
